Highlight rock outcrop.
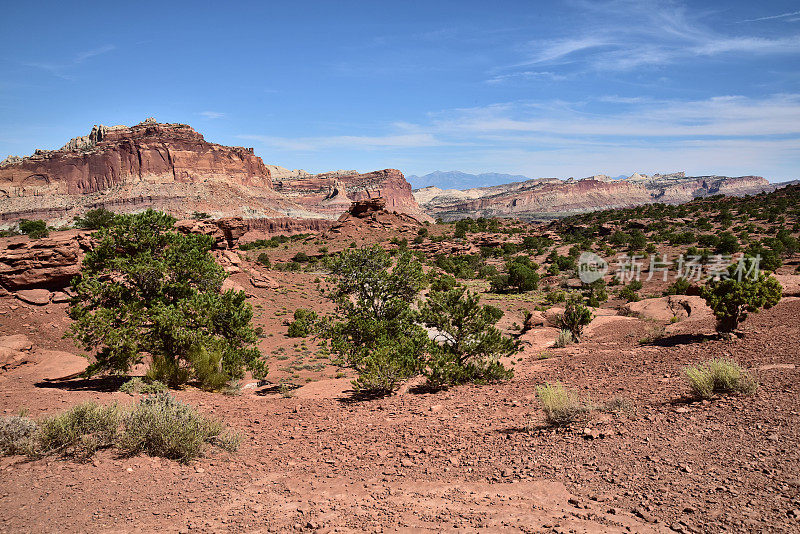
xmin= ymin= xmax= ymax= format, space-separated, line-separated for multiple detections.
xmin=415 ymin=173 xmax=775 ymax=221
xmin=0 ymin=119 xmax=297 ymax=224
xmin=0 ymin=120 xmax=431 ymax=226
xmin=275 ymin=168 xmax=432 ymax=222
xmin=0 ymin=231 xmax=90 ymax=290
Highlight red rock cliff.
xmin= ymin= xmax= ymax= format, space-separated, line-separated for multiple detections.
xmin=0 ymin=119 xmax=271 ymax=198
xmin=274 ymin=168 xmax=432 ymax=222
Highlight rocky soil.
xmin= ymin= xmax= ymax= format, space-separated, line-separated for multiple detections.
xmin=0 ymin=210 xmax=799 ymax=532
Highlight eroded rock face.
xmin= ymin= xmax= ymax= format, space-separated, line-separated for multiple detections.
xmin=0 ymin=231 xmax=90 ymax=290
xmin=415 ymin=174 xmax=775 ymax=221
xmin=275 ymin=168 xmax=432 ymax=222
xmin=0 ymin=120 xmax=284 ymax=224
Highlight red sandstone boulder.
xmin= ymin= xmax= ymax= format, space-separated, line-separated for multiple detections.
xmin=0 ymin=232 xmax=89 ymax=290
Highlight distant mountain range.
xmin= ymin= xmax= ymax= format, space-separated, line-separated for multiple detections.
xmin=413 ymin=172 xmax=779 ymax=221
xmin=406 ymin=170 xmax=628 ymax=190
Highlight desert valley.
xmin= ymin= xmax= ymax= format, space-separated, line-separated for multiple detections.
xmin=0 ymin=118 xmax=799 ymax=532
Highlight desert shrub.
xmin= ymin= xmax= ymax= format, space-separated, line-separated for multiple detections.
xmin=256 ymin=252 xmax=271 ymax=268
xmin=322 ymin=246 xmax=428 ymax=395
xmin=536 ymin=382 xmax=591 ymax=425
xmin=582 ymin=279 xmax=608 ymax=307
xmin=287 ymin=308 xmax=318 ymax=337
xmin=18 ymin=219 xmax=48 ymax=239
xmin=429 ymin=273 xmax=459 ymax=293
xmin=557 ymin=295 xmax=593 ymax=342
xmin=188 ymin=344 xmax=231 ymax=392
xmin=119 ymin=377 xmax=168 ymax=395
xmin=506 ymin=257 xmax=540 ymax=292
xmin=67 ymin=209 xmax=265 ymax=386
xmin=477 ymin=264 xmax=499 ymax=279
xmin=118 ymin=393 xmax=238 ymax=463
xmin=627 ymin=230 xmax=647 ymax=251
xmin=0 ymin=415 xmax=37 ymax=456
xmin=545 ymin=288 xmax=566 ymax=304
xmin=664 ymin=277 xmax=691 ymax=296
xmin=701 ymin=263 xmax=782 ymax=335
xmin=685 ymin=359 xmax=757 ymax=399
xmin=419 ymin=287 xmax=517 ymax=388
xmin=291 ymin=251 xmax=310 ymax=263
xmin=619 ymin=283 xmax=641 ymax=302
xmin=715 ymin=231 xmax=740 ymax=255
xmin=553 ymin=328 xmax=574 ymax=348
xmin=435 ymin=254 xmax=484 ymax=279
xmin=30 ymin=402 xmax=122 ymax=460
xmin=146 ymin=355 xmax=190 ymax=388
xmin=73 ymin=207 xmax=117 ymax=229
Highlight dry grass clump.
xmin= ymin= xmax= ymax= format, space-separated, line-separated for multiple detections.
xmin=553 ymin=329 xmax=575 ymax=348
xmin=31 ymin=402 xmax=122 ymax=460
xmin=535 ymin=382 xmax=592 ymax=425
xmin=118 ymin=392 xmax=239 ymax=462
xmin=0 ymin=393 xmax=238 ymax=463
xmin=0 ymin=415 xmax=37 ymax=456
xmin=685 ymin=359 xmax=757 ymax=399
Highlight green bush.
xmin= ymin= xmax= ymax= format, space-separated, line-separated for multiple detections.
xmin=664 ymin=277 xmax=691 ymax=295
xmin=291 ymin=251 xmax=310 ymax=263
xmin=67 ymin=210 xmax=265 ymax=386
xmin=188 ymin=344 xmax=231 ymax=392
xmin=118 ymin=393 xmax=238 ymax=463
xmin=536 ymin=382 xmax=591 ymax=425
xmin=557 ymin=295 xmax=593 ymax=342
xmin=74 ymin=208 xmax=117 ymax=229
xmin=685 ymin=359 xmax=757 ymax=399
xmin=18 ymin=219 xmax=48 ymax=239
xmin=419 ymin=287 xmax=517 ymax=388
xmin=322 ymin=246 xmax=428 ymax=395
xmin=619 ymin=283 xmax=641 ymax=302
xmin=256 ymin=252 xmax=271 ymax=268
xmin=30 ymin=402 xmax=122 ymax=460
xmin=701 ymin=263 xmax=782 ymax=334
xmin=287 ymin=309 xmax=318 ymax=337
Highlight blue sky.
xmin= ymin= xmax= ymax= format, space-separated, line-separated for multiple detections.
xmin=1 ymin=0 xmax=799 ymax=184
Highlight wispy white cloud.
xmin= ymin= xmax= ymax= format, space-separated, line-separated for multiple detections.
xmin=737 ymin=10 xmax=800 ymax=23
xmin=485 ymin=71 xmax=569 ymax=84
xmin=238 ymin=133 xmax=444 ymax=152
xmin=497 ymin=1 xmax=800 ymax=75
xmin=199 ymin=111 xmax=226 ymax=120
xmin=24 ymin=45 xmax=116 ymax=79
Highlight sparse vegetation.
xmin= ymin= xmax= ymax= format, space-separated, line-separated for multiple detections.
xmin=685 ymin=359 xmax=758 ymax=399
xmin=557 ymin=295 xmax=593 ymax=342
xmin=67 ymin=209 xmax=265 ymax=387
xmin=419 ymin=287 xmax=517 ymax=388
xmin=536 ymin=382 xmax=592 ymax=425
xmin=700 ymin=263 xmax=782 ymax=335
xmin=553 ymin=328 xmax=575 ymax=348
xmin=118 ymin=392 xmax=238 ymax=462
xmin=18 ymin=219 xmax=48 ymax=239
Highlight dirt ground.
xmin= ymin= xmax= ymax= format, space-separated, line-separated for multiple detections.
xmin=1 ymin=220 xmax=800 ymax=533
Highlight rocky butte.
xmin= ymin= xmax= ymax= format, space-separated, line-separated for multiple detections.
xmin=0 ymin=119 xmax=428 ymax=225
xmin=414 ymin=171 xmax=776 ymax=221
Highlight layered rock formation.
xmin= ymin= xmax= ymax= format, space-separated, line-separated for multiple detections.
xmin=0 ymin=120 xmax=430 ymax=226
xmin=0 ymin=119 xmax=296 ymax=224
xmin=0 ymin=231 xmax=91 ymax=290
xmin=415 ymin=173 xmax=775 ymax=221
xmin=274 ymin=168 xmax=432 ymax=222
